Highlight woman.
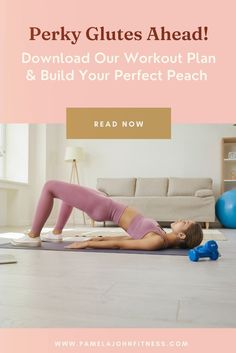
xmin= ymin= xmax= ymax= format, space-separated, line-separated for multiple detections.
xmin=12 ymin=180 xmax=203 ymax=250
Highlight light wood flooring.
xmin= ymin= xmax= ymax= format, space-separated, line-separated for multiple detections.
xmin=0 ymin=226 xmax=235 ymax=328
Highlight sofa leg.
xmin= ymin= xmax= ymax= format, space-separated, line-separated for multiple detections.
xmin=205 ymin=222 xmax=210 ymax=229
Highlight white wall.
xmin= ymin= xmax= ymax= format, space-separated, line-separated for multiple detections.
xmin=60 ymin=124 xmax=236 ymax=195
xmin=1 ymin=123 xmax=236 ymax=227
xmin=5 ymin=124 xmax=29 ymax=183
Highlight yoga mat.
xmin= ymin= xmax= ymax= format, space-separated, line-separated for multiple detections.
xmin=0 ymin=241 xmax=189 ymax=256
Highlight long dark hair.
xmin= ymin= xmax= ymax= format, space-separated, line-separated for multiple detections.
xmin=179 ymin=223 xmax=203 ymax=249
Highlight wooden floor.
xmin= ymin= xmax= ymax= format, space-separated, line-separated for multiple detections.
xmin=0 ymin=226 xmax=236 ymax=328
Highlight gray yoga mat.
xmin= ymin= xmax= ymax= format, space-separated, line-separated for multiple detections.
xmin=0 ymin=241 xmax=189 ymax=256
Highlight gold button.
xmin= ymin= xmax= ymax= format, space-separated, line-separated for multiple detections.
xmin=67 ymin=108 xmax=171 ymax=139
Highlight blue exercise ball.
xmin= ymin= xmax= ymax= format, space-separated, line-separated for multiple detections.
xmin=215 ymin=190 xmax=236 ymax=228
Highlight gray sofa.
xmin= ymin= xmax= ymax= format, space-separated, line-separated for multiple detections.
xmin=97 ymin=177 xmax=215 ymax=228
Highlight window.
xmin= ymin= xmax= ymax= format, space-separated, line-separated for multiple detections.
xmin=0 ymin=124 xmax=29 ymax=183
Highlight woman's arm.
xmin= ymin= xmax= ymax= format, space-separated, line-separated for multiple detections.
xmin=65 ymin=236 xmax=164 ymax=251
xmin=93 ymin=235 xmax=131 ymax=241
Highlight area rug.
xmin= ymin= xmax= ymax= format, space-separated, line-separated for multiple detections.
xmin=51 ymin=227 xmax=227 ymax=244
xmin=199 ymin=229 xmax=227 ymax=242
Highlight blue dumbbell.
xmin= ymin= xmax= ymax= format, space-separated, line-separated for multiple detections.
xmin=188 ymin=240 xmax=220 ymax=262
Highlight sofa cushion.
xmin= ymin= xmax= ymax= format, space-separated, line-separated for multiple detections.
xmin=135 ymin=178 xmax=168 ymax=196
xmin=195 ymin=189 xmax=214 ymax=197
xmin=168 ymin=178 xmax=213 ymax=196
xmin=97 ymin=178 xmax=136 ymax=196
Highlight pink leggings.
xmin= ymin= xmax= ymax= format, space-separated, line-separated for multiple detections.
xmin=31 ymin=180 xmax=127 ymax=234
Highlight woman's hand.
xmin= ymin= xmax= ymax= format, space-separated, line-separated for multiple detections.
xmin=64 ymin=237 xmax=105 ymax=249
xmin=65 ymin=241 xmax=88 ymax=249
